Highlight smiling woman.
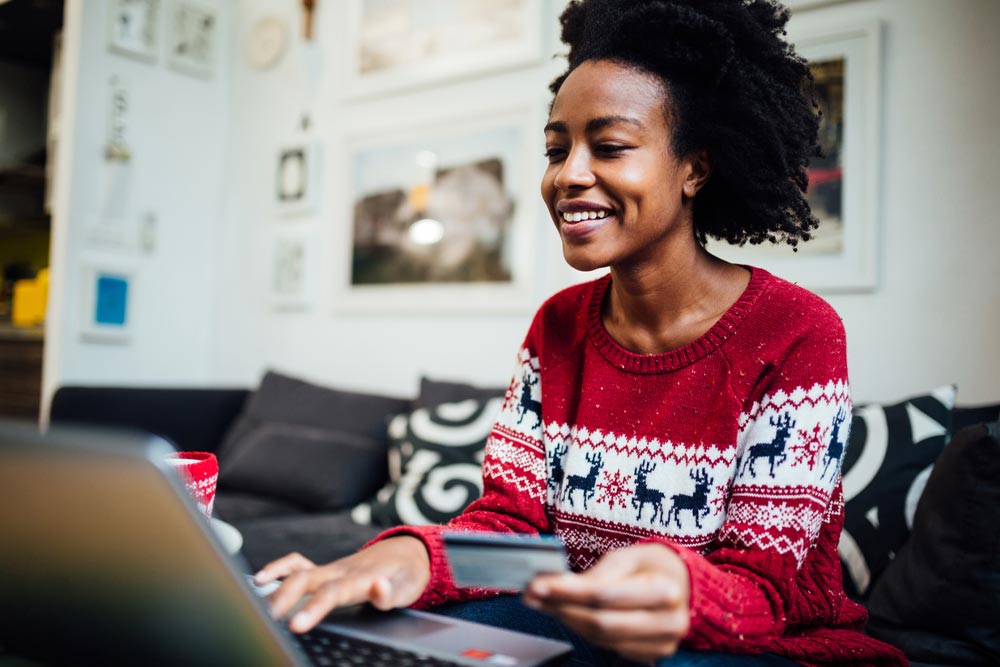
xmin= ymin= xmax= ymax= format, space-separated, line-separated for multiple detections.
xmin=255 ymin=3 xmax=907 ymax=666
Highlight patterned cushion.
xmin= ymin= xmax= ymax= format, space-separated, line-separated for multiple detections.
xmin=352 ymin=394 xmax=503 ymax=527
xmin=838 ymin=385 xmax=956 ymax=598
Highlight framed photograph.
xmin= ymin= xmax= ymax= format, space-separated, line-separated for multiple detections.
xmin=342 ymin=0 xmax=544 ymax=99
xmin=269 ymin=230 xmax=318 ymax=310
xmin=108 ymin=0 xmax=160 ymax=62
xmin=708 ymin=19 xmax=882 ymax=292
xmin=80 ymin=264 xmax=134 ymax=343
xmin=275 ymin=141 xmax=323 ymax=217
xmin=167 ymin=0 xmax=217 ymax=78
xmin=335 ymin=108 xmax=537 ymax=312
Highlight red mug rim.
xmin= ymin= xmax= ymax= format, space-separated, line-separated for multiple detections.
xmin=166 ymin=451 xmax=215 ymax=462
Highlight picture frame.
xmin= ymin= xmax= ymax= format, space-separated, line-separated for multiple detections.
xmin=275 ymin=141 xmax=323 ymax=217
xmin=80 ymin=263 xmax=134 ymax=344
xmin=334 ymin=107 xmax=538 ymax=313
xmin=708 ymin=19 xmax=883 ymax=293
xmin=269 ymin=229 xmax=318 ymax=310
xmin=107 ymin=0 xmax=160 ymax=62
xmin=167 ymin=0 xmax=218 ymax=78
xmin=342 ymin=0 xmax=544 ymax=99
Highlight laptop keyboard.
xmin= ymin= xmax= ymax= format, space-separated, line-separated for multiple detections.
xmin=296 ymin=629 xmax=465 ymax=666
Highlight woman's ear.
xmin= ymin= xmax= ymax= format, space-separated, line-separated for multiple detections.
xmin=681 ymin=150 xmax=711 ymax=199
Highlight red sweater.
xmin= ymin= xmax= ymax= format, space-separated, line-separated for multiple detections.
xmin=377 ymin=268 xmax=906 ymax=667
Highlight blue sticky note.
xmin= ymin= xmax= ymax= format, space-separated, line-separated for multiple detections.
xmin=94 ymin=274 xmax=129 ymax=326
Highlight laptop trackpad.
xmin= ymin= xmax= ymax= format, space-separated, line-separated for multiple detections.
xmin=321 ymin=605 xmax=454 ymax=641
xmin=330 ymin=610 xmax=453 ymax=641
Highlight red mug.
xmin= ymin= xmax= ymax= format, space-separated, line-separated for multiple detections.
xmin=165 ymin=451 xmax=218 ymax=518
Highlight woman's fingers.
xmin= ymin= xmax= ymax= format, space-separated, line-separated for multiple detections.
xmin=527 ymin=572 xmax=683 ymax=610
xmin=536 ymin=600 xmax=686 ymax=661
xmin=288 ymin=574 xmax=388 ymax=633
xmin=254 ymin=551 xmax=315 ymax=584
xmin=267 ymin=568 xmax=319 ymax=620
xmin=257 ymin=537 xmax=432 ymax=632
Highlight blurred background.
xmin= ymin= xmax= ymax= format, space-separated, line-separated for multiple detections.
xmin=0 ymin=0 xmax=997 ymax=422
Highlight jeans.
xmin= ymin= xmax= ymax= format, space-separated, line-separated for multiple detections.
xmin=431 ymin=595 xmax=800 ymax=667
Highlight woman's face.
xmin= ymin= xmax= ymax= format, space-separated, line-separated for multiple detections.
xmin=541 ymin=60 xmax=705 ymax=273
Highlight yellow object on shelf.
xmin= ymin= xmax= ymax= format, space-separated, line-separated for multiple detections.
xmin=12 ymin=268 xmax=49 ymax=328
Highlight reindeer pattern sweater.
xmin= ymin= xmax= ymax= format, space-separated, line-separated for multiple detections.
xmin=376 ymin=268 xmax=906 ymax=667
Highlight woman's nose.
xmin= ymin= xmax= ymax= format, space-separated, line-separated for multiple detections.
xmin=553 ymin=148 xmax=596 ymax=191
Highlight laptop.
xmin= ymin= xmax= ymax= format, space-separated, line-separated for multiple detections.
xmin=0 ymin=421 xmax=571 ymax=667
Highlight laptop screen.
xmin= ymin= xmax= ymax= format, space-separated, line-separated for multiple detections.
xmin=0 ymin=425 xmax=300 ymax=667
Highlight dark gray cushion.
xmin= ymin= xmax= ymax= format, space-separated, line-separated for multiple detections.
xmin=952 ymin=402 xmax=1000 ymax=432
xmin=866 ymin=421 xmax=1000 ymax=666
xmin=213 ymin=491 xmax=304 ymax=522
xmin=216 ymin=371 xmax=411 ymax=511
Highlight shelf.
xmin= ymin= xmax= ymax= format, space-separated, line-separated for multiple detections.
xmin=0 ymin=165 xmax=46 ymax=188
xmin=0 ymin=323 xmax=45 ymax=342
xmin=0 ymin=215 xmax=50 ymax=229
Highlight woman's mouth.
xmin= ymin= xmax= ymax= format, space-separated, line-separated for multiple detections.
xmin=558 ymin=208 xmax=614 ymax=239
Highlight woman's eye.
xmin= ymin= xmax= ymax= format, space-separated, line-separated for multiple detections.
xmin=544 ymin=147 xmax=567 ymax=161
xmin=594 ymin=144 xmax=630 ymax=156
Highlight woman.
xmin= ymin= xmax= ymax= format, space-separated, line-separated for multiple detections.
xmin=257 ymin=1 xmax=906 ymax=665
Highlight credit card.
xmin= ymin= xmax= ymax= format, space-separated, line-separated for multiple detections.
xmin=442 ymin=531 xmax=569 ymax=591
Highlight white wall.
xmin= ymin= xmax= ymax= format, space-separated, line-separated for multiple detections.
xmin=212 ymin=0 xmax=999 ymax=405
xmin=43 ymin=0 xmax=233 ymax=416
xmin=212 ymin=0 xmax=575 ymax=398
xmin=47 ymin=0 xmax=998 ymax=408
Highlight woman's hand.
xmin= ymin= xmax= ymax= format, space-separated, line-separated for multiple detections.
xmin=253 ymin=536 xmax=431 ymax=634
xmin=522 ymin=543 xmax=690 ymax=665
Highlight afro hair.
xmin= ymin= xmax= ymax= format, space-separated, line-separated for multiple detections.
xmin=550 ymin=0 xmax=822 ymax=248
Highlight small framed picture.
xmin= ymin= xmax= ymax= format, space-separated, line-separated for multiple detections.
xmin=167 ymin=0 xmax=218 ymax=78
xmin=80 ymin=264 xmax=134 ymax=343
xmin=276 ymin=142 xmax=323 ymax=217
xmin=269 ymin=230 xmax=318 ymax=310
xmin=108 ymin=0 xmax=160 ymax=62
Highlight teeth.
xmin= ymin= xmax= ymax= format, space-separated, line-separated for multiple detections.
xmin=562 ymin=210 xmax=610 ymax=222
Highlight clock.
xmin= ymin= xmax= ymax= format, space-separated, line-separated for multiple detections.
xmin=246 ymin=17 xmax=289 ymax=70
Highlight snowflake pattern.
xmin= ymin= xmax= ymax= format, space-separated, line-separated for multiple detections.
xmin=790 ymin=423 xmax=829 ymax=471
xmin=596 ymin=469 xmax=633 ymax=509
xmin=709 ymin=483 xmax=729 ymax=516
xmin=500 ymin=374 xmax=520 ymax=414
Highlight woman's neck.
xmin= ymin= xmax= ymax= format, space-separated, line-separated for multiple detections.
xmin=604 ymin=245 xmax=750 ymax=354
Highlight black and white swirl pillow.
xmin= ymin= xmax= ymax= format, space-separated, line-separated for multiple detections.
xmin=352 ymin=396 xmax=503 ymax=527
xmin=838 ymin=385 xmax=956 ymax=598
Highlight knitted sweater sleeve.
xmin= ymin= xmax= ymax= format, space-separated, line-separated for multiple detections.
xmin=649 ymin=317 xmax=853 ymax=653
xmin=369 ymin=336 xmax=551 ymax=609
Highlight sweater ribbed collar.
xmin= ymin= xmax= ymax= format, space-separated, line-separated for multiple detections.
xmin=586 ymin=266 xmax=769 ymax=374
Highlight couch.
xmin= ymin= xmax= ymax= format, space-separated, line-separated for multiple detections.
xmin=49 ymin=372 xmax=1000 ymax=666
xmin=48 ymin=373 xmax=505 ymax=572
